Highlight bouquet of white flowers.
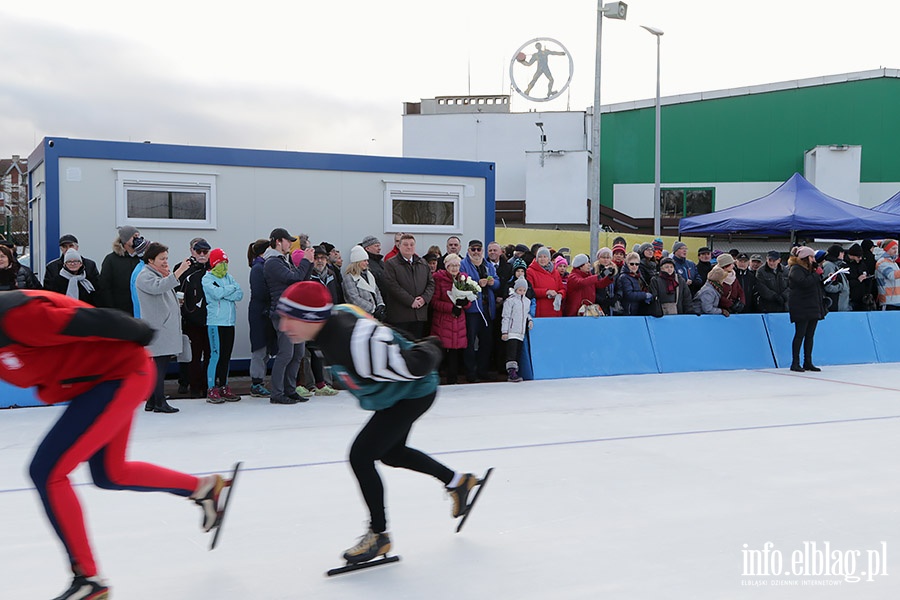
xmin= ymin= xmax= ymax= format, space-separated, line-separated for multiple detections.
xmin=448 ymin=273 xmax=481 ymax=303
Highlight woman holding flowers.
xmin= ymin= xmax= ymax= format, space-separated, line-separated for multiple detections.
xmin=430 ymin=253 xmax=472 ymax=384
xmin=460 ymin=239 xmax=501 ymax=383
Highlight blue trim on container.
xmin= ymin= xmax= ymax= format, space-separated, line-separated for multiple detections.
xmin=29 ymin=137 xmax=496 ymax=254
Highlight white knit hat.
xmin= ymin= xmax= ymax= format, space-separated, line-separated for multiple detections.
xmin=349 ymin=245 xmax=368 ymax=263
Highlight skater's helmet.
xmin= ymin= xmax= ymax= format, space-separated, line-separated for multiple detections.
xmin=278 ymin=281 xmax=334 ymax=323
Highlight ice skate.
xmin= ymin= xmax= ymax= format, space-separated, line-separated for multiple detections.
xmin=449 ymin=468 xmax=494 ymax=532
xmin=327 ymin=528 xmax=399 ymax=576
xmin=52 ymin=574 xmax=109 ymax=600
xmin=192 ymin=474 xmax=226 ymax=531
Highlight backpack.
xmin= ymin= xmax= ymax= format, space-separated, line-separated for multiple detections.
xmin=181 ymin=267 xmax=208 ymax=327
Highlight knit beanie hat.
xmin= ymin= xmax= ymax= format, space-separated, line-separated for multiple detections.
xmin=208 ymin=248 xmax=228 ymax=269
xmin=554 ymin=256 xmax=568 ymax=268
xmin=63 ymin=249 xmax=82 ymax=263
xmin=846 ymin=243 xmax=863 ymax=257
xmin=652 ymin=238 xmax=664 ymax=250
xmin=349 ymin=245 xmax=368 ymax=263
xmin=791 ymin=246 xmax=815 ymax=260
xmin=572 ymin=254 xmax=590 ymax=269
xmin=117 ymin=225 xmax=138 ymax=244
xmin=672 ymin=241 xmax=687 ymax=253
xmin=597 ymin=247 xmax=612 ymax=259
xmin=512 ymin=257 xmax=527 ymax=272
xmin=612 ymin=242 xmax=627 ymax=255
xmin=277 ymin=281 xmax=334 ymax=322
xmin=883 ymin=240 xmax=898 ymax=254
xmin=360 ymin=235 xmax=380 ymax=249
xmin=638 ymin=242 xmax=654 ymax=255
xmin=514 ymin=277 xmax=528 ymax=291
xmin=536 ymin=247 xmax=551 ymax=259
xmin=707 ymin=265 xmax=727 ymax=283
xmin=715 ymin=253 xmax=735 ymax=268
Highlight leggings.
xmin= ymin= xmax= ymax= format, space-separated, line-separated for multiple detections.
xmin=791 ymin=319 xmax=818 ymax=364
xmin=29 ymin=365 xmax=198 ymax=578
xmin=207 ymin=325 xmax=235 ymax=388
xmin=349 ymin=391 xmax=454 ymax=533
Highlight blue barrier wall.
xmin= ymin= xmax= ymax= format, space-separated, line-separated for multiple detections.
xmin=528 ymin=312 xmax=899 ymax=380
xmin=764 ymin=312 xmax=878 ymax=368
xmin=529 ymin=317 xmax=658 ymax=380
xmin=647 ymin=314 xmax=773 ymax=373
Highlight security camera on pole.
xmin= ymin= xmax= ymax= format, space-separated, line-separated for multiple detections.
xmin=589 ymin=1 xmax=627 ymax=263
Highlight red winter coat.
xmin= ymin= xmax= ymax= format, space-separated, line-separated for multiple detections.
xmin=430 ymin=269 xmax=469 ymax=349
xmin=564 ymin=269 xmax=614 ymax=316
xmin=526 ymin=260 xmax=566 ymax=317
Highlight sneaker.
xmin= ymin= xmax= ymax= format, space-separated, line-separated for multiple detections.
xmin=206 ymin=387 xmax=225 ymax=404
xmin=314 ymin=384 xmax=339 ymax=396
xmin=295 ymin=386 xmax=315 ymax=398
xmin=446 ymin=473 xmax=479 ymax=518
xmin=52 ymin=574 xmax=109 ymax=600
xmin=286 ymin=392 xmax=309 ymax=403
xmin=507 ymin=368 xmax=523 ymax=383
xmin=250 ymin=383 xmax=270 ymax=397
xmin=270 ymin=395 xmax=299 ymax=405
xmin=191 ymin=474 xmax=225 ymax=531
xmin=342 ymin=528 xmax=391 ymax=564
xmin=221 ymin=385 xmax=241 ymax=401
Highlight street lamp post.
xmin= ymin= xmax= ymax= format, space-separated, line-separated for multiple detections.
xmin=589 ymin=1 xmax=627 ymax=263
xmin=641 ymin=25 xmax=664 ymax=238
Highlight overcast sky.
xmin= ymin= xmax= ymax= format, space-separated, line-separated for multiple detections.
xmin=2 ymin=0 xmax=897 ymax=160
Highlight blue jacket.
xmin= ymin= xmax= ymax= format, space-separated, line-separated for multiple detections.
xmin=460 ymin=256 xmax=501 ymax=321
xmin=672 ymin=255 xmax=698 ymax=287
xmin=248 ymin=256 xmax=271 ymax=350
xmin=616 ymin=271 xmax=649 ymax=316
xmin=202 ymin=271 xmax=243 ymax=326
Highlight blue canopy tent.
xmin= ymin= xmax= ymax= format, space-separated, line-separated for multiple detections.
xmin=679 ymin=173 xmax=900 ymax=239
xmin=873 ymin=190 xmax=900 ymax=214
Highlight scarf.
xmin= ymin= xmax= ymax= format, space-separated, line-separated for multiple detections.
xmin=210 ymin=262 xmax=228 ymax=278
xmin=724 ymin=271 xmax=736 ymax=285
xmin=59 ymin=267 xmax=95 ymax=299
xmin=660 ymin=271 xmax=678 ymax=294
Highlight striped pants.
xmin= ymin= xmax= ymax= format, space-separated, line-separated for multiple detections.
xmin=29 ymin=362 xmax=199 ymax=577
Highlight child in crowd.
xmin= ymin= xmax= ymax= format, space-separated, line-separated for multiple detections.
xmin=203 ymin=248 xmax=244 ymax=403
xmin=501 ymin=277 xmax=534 ymax=382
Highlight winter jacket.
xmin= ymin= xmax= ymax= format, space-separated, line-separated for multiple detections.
xmin=672 ymin=255 xmax=699 ymax=289
xmin=381 ymin=253 xmax=434 ymax=324
xmin=649 ymin=273 xmax=693 ymax=316
xmin=43 ymin=263 xmax=101 ymax=305
xmin=135 ymin=263 xmax=183 ymax=357
xmin=564 ymin=269 xmax=613 ymax=316
xmin=821 ymin=258 xmax=850 ymax=312
xmin=429 ymin=269 xmax=469 ymax=349
xmin=876 ymin=254 xmax=900 ymax=307
xmin=719 ymin=277 xmax=746 ymax=312
xmin=616 ymin=270 xmax=650 ymax=316
xmin=526 ymin=260 xmax=565 ymax=317
xmin=307 ymin=264 xmax=344 ymax=304
xmin=755 ymin=263 xmax=789 ymax=313
xmin=501 ymin=290 xmax=533 ymax=341
xmin=202 ymin=271 xmax=243 ymax=327
xmin=0 ymin=264 xmax=42 ymax=291
xmin=692 ymin=281 xmax=725 ymax=315
xmin=248 ymin=256 xmax=273 ymax=352
xmin=734 ymin=268 xmax=758 ymax=313
xmin=99 ymin=239 xmax=142 ymax=314
xmin=593 ymin=262 xmax=618 ymax=314
xmin=316 ymin=306 xmax=441 ymax=411
xmin=694 ymin=261 xmax=713 ymax=295
xmin=44 ymin=256 xmax=100 ymax=294
xmin=263 ymin=247 xmax=312 ymax=314
xmin=343 ymin=269 xmax=384 ymax=314
xmin=0 ymin=291 xmax=155 ymax=404
xmin=366 ymin=250 xmax=386 ymax=288
xmin=847 ymin=259 xmax=876 ymax=310
xmin=788 ymin=261 xmax=826 ymax=322
xmin=460 ymin=256 xmax=501 ymax=321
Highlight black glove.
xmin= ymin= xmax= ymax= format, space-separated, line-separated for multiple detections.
xmin=455 ymin=298 xmax=468 ymax=307
xmin=731 ymin=300 xmax=745 ymax=314
xmin=373 ymin=305 xmax=386 ymax=321
xmin=602 ymin=266 xmax=616 ymax=279
xmin=452 ymin=305 xmax=462 ymax=317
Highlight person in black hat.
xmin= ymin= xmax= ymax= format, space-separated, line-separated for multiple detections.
xmin=175 ymin=237 xmax=213 ymax=398
xmin=734 ymin=252 xmax=758 ymax=312
xmin=98 ymin=226 xmax=146 ymax=314
xmin=755 ymin=250 xmax=789 ymax=313
xmin=845 ymin=243 xmax=876 ymax=311
xmin=263 ymin=227 xmax=314 ymax=404
xmin=44 ymin=233 xmax=100 ymax=296
xmin=693 ymin=247 xmax=713 ymax=295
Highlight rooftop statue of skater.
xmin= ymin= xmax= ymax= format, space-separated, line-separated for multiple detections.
xmin=0 ymin=290 xmax=237 ymax=600
xmin=519 ymin=42 xmax=566 ymax=98
xmin=275 ymin=281 xmax=492 ymax=575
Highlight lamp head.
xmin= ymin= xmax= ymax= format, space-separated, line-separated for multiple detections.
xmin=641 ymin=25 xmax=664 ymax=36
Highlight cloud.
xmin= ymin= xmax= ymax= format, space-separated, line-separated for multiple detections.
xmin=0 ymin=14 xmax=401 ymax=158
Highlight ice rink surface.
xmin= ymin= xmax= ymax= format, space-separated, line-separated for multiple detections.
xmin=3 ymin=364 xmax=900 ymax=599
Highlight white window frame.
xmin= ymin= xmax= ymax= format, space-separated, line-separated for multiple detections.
xmin=115 ymin=169 xmax=217 ymax=229
xmin=383 ymin=180 xmax=464 ymax=234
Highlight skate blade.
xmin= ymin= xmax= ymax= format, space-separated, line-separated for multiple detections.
xmin=327 ymin=554 xmax=400 ymax=576
xmin=456 ymin=467 xmax=493 ymax=533
xmin=210 ymin=461 xmax=242 ymax=550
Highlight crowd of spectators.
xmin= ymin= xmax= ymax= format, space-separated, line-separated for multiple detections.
xmin=18 ymin=228 xmax=900 ymax=397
